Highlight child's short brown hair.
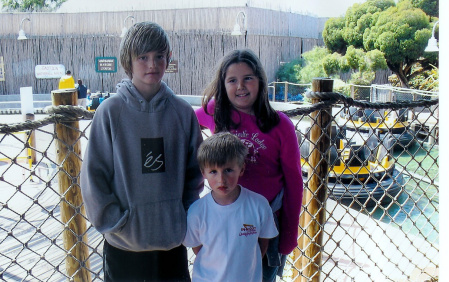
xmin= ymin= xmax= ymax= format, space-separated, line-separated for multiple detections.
xmin=119 ymin=21 xmax=171 ymax=78
xmin=197 ymin=132 xmax=248 ymax=171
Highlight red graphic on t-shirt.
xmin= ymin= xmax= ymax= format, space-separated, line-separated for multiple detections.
xmin=239 ymin=224 xmax=257 ymax=237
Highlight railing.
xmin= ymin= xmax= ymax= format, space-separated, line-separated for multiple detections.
xmin=268 ymin=82 xmax=438 ymax=105
xmin=268 ymin=81 xmax=310 ymax=103
xmin=0 ymin=81 xmax=439 ymax=281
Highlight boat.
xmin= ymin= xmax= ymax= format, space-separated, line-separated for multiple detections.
xmin=299 ymin=125 xmax=404 ymax=207
xmin=86 ymin=92 xmax=112 ymax=111
xmin=337 ymin=107 xmax=415 ymax=150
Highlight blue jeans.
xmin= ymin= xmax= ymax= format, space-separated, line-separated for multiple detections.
xmin=263 ymin=254 xmax=278 ymax=282
xmin=263 ymin=253 xmax=287 ymax=282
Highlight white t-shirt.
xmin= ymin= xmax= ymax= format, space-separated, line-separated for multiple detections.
xmin=183 ymin=187 xmax=278 ymax=282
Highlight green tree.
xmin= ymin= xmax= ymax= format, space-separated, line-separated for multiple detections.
xmin=298 ymin=47 xmax=330 ymax=84
xmin=276 ymin=59 xmax=303 ymax=83
xmin=322 ymin=17 xmax=346 ymax=53
xmin=322 ymin=0 xmax=438 ymax=88
xmin=405 ymin=0 xmax=438 ymax=18
xmin=1 ymin=0 xmax=66 ymax=12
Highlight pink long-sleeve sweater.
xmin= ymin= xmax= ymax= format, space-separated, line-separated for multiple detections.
xmin=195 ymin=101 xmax=303 ymax=254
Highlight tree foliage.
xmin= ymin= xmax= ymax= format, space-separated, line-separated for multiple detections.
xmin=322 ymin=17 xmax=346 ymax=54
xmin=298 ymin=47 xmax=329 ymax=84
xmin=1 ymin=0 xmax=66 ymax=12
xmin=404 ymin=0 xmax=438 ymax=17
xmin=322 ymin=0 xmax=438 ymax=88
xmin=276 ymin=59 xmax=303 ymax=83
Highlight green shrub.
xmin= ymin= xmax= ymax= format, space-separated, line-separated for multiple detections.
xmin=276 ymin=59 xmax=303 ymax=83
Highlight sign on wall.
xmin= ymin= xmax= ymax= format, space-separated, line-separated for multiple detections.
xmin=166 ymin=60 xmax=178 ymax=73
xmin=35 ymin=65 xmax=65 ymax=79
xmin=95 ymin=57 xmax=117 ymax=73
xmin=0 ymin=56 xmax=5 ymax=81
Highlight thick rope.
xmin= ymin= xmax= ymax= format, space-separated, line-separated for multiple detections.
xmin=0 ymin=106 xmax=94 ymax=134
xmin=283 ymin=91 xmax=438 ymax=117
xmin=0 ymin=94 xmax=439 ymax=133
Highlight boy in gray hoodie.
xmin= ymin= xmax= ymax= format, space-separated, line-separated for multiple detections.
xmin=80 ymin=21 xmax=203 ymax=281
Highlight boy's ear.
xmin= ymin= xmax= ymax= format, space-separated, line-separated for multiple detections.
xmin=166 ymin=51 xmax=173 ymax=68
xmin=239 ymin=164 xmax=245 ymax=177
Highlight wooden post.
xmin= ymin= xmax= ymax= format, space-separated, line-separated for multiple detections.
xmin=292 ymin=195 xmax=308 ymax=280
xmin=25 ymin=113 xmax=36 ymax=165
xmin=298 ymin=78 xmax=333 ymax=282
xmin=52 ymin=89 xmax=91 ymax=282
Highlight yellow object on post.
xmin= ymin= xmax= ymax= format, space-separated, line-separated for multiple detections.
xmin=58 ymin=75 xmax=75 ymax=89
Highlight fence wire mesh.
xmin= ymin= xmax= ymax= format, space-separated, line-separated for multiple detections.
xmin=0 ymin=94 xmax=439 ymax=281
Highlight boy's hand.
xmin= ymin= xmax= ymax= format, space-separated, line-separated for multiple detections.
xmin=193 ymin=245 xmax=203 ymax=255
xmin=258 ymin=238 xmax=269 ymax=257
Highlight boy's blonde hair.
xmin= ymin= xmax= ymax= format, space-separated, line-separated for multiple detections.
xmin=119 ymin=21 xmax=171 ymax=78
xmin=197 ymin=132 xmax=248 ymax=171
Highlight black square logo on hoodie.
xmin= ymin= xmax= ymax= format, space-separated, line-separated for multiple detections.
xmin=141 ymin=138 xmax=165 ymax=173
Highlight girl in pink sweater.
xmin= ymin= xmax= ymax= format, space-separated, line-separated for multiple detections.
xmin=195 ymin=49 xmax=303 ymax=281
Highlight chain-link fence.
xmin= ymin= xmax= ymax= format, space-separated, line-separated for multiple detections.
xmin=269 ymin=82 xmax=310 ymax=103
xmin=0 ymin=89 xmax=439 ymax=281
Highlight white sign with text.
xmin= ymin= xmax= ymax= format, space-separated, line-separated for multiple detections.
xmin=35 ymin=64 xmax=65 ymax=79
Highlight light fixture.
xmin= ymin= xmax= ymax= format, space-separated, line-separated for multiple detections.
xmin=120 ymin=15 xmax=135 ymax=38
xmin=18 ymin=17 xmax=31 ymax=40
xmin=425 ymin=20 xmax=439 ymax=52
xmin=231 ymin=11 xmax=246 ymax=36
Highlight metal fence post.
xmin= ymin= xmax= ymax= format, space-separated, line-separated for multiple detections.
xmin=25 ymin=113 xmax=36 ymax=165
xmin=51 ymin=89 xmax=91 ymax=281
xmin=299 ymin=78 xmax=333 ymax=281
xmin=273 ymin=82 xmax=277 ymax=102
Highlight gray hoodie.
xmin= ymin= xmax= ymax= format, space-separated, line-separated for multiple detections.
xmin=80 ymin=79 xmax=203 ymax=251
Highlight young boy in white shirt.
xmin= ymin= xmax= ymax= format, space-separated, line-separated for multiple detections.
xmin=183 ymin=132 xmax=278 ymax=281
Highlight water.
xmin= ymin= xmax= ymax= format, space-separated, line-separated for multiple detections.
xmin=366 ymin=143 xmax=439 ymax=245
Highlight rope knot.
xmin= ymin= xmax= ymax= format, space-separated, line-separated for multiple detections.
xmin=305 ymin=91 xmax=342 ymax=101
xmin=45 ymin=105 xmax=94 ymax=121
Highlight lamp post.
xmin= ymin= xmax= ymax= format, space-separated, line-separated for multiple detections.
xmin=18 ymin=17 xmax=31 ymax=40
xmin=120 ymin=15 xmax=135 ymax=38
xmin=231 ymin=11 xmax=246 ymax=36
xmin=425 ymin=20 xmax=439 ymax=52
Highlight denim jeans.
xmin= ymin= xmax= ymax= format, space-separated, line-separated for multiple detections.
xmin=262 ymin=251 xmax=287 ymax=282
xmin=262 ymin=254 xmax=279 ymax=282
xmin=103 ymin=240 xmax=190 ymax=281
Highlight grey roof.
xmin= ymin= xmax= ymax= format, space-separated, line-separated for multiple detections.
xmin=56 ymin=0 xmax=364 ymax=17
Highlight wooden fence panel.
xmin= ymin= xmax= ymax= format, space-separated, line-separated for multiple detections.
xmin=0 ymin=8 xmax=326 ymax=96
xmin=0 ymin=34 xmax=322 ymax=96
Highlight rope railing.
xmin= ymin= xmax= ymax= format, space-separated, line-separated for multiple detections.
xmin=0 ymin=94 xmax=437 ymax=134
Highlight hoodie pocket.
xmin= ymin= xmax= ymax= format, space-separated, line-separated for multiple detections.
xmin=109 ymin=199 xmax=187 ymax=251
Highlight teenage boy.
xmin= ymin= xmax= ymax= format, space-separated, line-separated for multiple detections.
xmin=80 ymin=21 xmax=203 ymax=281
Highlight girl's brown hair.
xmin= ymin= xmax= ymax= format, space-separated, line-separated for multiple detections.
xmin=201 ymin=49 xmax=279 ymax=133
